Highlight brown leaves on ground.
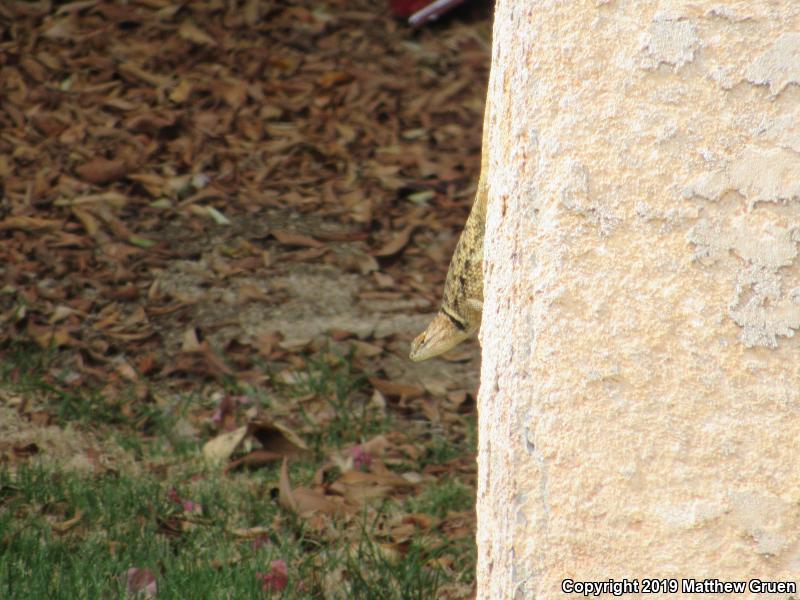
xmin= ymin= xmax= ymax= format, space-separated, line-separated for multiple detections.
xmin=0 ymin=0 xmax=489 ymax=394
xmin=202 ymin=418 xmax=310 ymax=470
xmin=276 ymin=430 xmax=427 ymax=522
xmin=1 ymin=0 xmax=487 ymax=595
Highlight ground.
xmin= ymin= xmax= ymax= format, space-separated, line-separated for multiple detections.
xmin=0 ymin=1 xmax=489 ymax=598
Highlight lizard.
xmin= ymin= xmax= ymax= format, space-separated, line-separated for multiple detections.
xmin=409 ymin=101 xmax=489 ymax=361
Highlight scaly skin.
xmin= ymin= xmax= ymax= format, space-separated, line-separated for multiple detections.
xmin=409 ymin=102 xmax=489 ymax=361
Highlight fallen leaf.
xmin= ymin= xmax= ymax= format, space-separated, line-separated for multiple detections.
xmin=169 ymin=79 xmax=193 ymax=103
xmin=248 ymin=419 xmax=309 ymax=456
xmin=270 ymin=229 xmax=323 ymax=248
xmin=368 ymin=377 xmax=424 ymax=399
xmin=350 ymin=340 xmax=383 ymax=358
xmin=202 ymin=425 xmax=248 ymax=463
xmin=225 ymin=449 xmax=285 ymax=472
xmin=72 ymin=207 xmax=101 ymax=236
xmin=0 ymin=216 xmax=63 ymax=231
xmin=203 ymin=419 xmax=308 ymax=465
xmin=51 ymin=508 xmax=82 ymax=533
xmin=42 ymin=17 xmax=76 ymax=40
xmin=178 ymin=21 xmax=217 ymax=46
xmin=318 ymin=70 xmax=352 ymax=88
xmin=12 ymin=442 xmax=40 ymax=458
xmin=278 ymin=458 xmax=346 ymax=518
xmin=75 ymin=157 xmax=127 ymax=184
xmin=371 ymin=223 xmax=418 ymax=257
xmin=181 ymin=327 xmax=202 ymax=352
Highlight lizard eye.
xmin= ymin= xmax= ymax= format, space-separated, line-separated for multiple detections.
xmin=441 ymin=308 xmax=467 ymax=331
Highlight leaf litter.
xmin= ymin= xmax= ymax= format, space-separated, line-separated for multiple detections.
xmin=0 ymin=0 xmax=489 ymax=596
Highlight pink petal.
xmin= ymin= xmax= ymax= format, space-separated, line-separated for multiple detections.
xmin=351 ymin=445 xmax=372 ymax=470
xmin=257 ymin=559 xmax=288 ymax=592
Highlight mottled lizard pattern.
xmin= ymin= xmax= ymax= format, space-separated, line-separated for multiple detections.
xmin=409 ymin=103 xmax=489 ymax=361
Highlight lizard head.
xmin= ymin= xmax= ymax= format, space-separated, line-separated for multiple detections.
xmin=409 ymin=300 xmax=482 ymax=362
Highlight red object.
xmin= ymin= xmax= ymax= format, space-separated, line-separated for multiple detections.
xmin=257 ymin=560 xmax=289 ymax=593
xmin=390 ymin=0 xmax=431 ymax=18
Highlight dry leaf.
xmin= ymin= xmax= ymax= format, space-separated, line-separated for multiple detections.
xmin=75 ymin=157 xmax=127 ymax=184
xmin=225 ymin=449 xmax=285 ymax=472
xmin=368 ymin=377 xmax=424 ymax=399
xmin=178 ymin=21 xmax=217 ymax=46
xmin=372 ymin=223 xmax=418 ymax=257
xmin=270 ymin=229 xmax=323 ymax=248
xmin=51 ymin=508 xmax=82 ymax=533
xmin=248 ymin=419 xmax=309 ymax=456
xmin=0 ymin=216 xmax=63 ymax=231
xmin=169 ymin=79 xmax=193 ymax=103
xmin=278 ymin=458 xmax=346 ymax=518
xmin=202 ymin=425 xmax=248 ymax=463
xmin=181 ymin=327 xmax=202 ymax=352
xmin=72 ymin=207 xmax=101 ymax=236
xmin=43 ymin=17 xmax=76 ymax=40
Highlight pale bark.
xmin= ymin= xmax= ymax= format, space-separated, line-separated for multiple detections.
xmin=478 ymin=3 xmax=800 ymax=598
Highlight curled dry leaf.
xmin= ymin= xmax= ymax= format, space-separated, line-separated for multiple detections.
xmin=371 ymin=223 xmax=418 ymax=258
xmin=278 ymin=458 xmax=348 ymax=518
xmin=51 ymin=508 xmax=83 ymax=534
xmin=248 ymin=419 xmax=309 ymax=456
xmin=202 ymin=419 xmax=309 ymax=465
xmin=225 ymin=449 xmax=285 ymax=472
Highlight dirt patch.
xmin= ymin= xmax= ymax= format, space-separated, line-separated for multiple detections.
xmin=0 ymin=401 xmax=138 ymax=474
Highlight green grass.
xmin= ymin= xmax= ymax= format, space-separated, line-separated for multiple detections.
xmin=0 ymin=463 xmax=464 ymax=599
xmin=295 ymin=349 xmax=385 ymax=453
xmin=344 ymin=536 xmax=442 ymax=600
xmin=407 ymin=478 xmax=474 ymax=519
xmin=0 ymin=343 xmax=476 ymax=599
xmin=0 ymin=343 xmax=148 ymax=429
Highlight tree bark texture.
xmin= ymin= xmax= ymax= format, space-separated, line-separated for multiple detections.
xmin=478 ymin=2 xmax=800 ymax=598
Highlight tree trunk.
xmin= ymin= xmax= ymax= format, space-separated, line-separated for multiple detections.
xmin=478 ymin=3 xmax=800 ymax=598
